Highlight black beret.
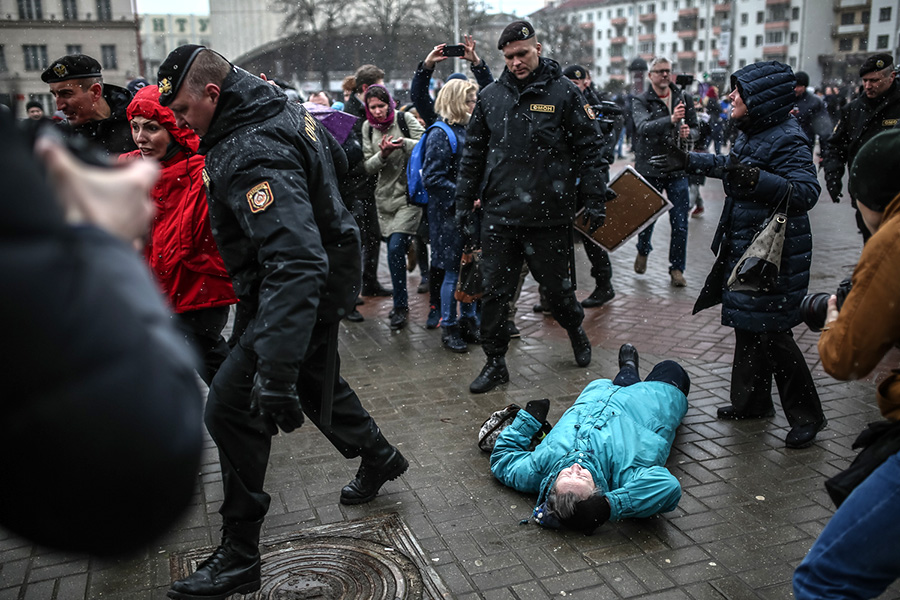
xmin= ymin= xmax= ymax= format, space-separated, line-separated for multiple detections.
xmin=41 ymin=54 xmax=102 ymax=83
xmin=498 ymin=20 xmax=535 ymax=50
xmin=157 ymin=44 xmax=206 ymax=107
xmin=860 ymin=53 xmax=893 ymax=77
xmin=563 ymin=65 xmax=588 ymax=80
xmin=849 ymin=129 xmax=900 ymax=213
xmin=795 ymin=71 xmax=809 ymax=87
xmin=559 ymin=494 xmax=611 ymax=535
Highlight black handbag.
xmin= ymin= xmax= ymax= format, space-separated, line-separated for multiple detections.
xmin=727 ymin=184 xmax=792 ymax=293
xmin=455 ymin=249 xmax=483 ymax=303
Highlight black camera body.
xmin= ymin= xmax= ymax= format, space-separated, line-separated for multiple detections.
xmin=800 ymin=278 xmax=852 ymax=331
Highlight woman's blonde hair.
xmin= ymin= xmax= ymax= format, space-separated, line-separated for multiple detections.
xmin=434 ymin=79 xmax=479 ymax=125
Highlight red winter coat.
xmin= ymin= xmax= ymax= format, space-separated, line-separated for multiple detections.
xmin=122 ymin=86 xmax=236 ymax=313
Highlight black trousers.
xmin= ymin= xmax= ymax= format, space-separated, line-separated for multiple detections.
xmin=613 ymin=359 xmax=691 ymax=396
xmin=347 ymin=194 xmax=383 ymax=290
xmin=205 ymin=323 xmax=383 ymax=522
xmin=730 ymin=328 xmax=824 ymax=428
xmin=581 ymin=239 xmax=613 ymax=288
xmin=481 ymin=224 xmax=584 ymax=357
xmin=173 ymin=306 xmax=231 ymax=386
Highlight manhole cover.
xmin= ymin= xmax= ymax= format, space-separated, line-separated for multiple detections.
xmin=170 ymin=513 xmax=451 ymax=599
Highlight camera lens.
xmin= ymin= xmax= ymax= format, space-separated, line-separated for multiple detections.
xmin=800 ymin=293 xmax=831 ymax=332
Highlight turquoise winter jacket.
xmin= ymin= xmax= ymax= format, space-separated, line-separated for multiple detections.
xmin=490 ymin=379 xmax=688 ymax=523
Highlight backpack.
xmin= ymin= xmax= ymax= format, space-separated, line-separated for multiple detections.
xmin=406 ymin=121 xmax=457 ymax=207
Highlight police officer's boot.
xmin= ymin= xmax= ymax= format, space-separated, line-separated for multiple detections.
xmin=469 ymin=355 xmax=510 ymax=394
xmin=458 ymin=316 xmax=481 ymax=344
xmin=340 ymin=433 xmax=409 ymax=505
xmin=167 ymin=519 xmax=262 ymax=600
xmin=568 ymin=326 xmax=592 ymax=367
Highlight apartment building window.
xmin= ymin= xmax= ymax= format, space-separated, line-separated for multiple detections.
xmin=861 ymin=11 xmax=869 ymax=24
xmin=756 ymin=11 xmax=763 ymax=24
xmin=628 ymin=26 xmax=633 ymax=35
xmin=789 ymin=56 xmax=796 ymax=67
xmin=616 ymin=7 xmax=623 ymax=16
xmin=62 ymin=0 xmax=77 ymax=20
xmin=661 ymin=22 xmax=666 ymax=32
xmin=596 ymin=47 xmax=601 ymax=58
xmin=100 ymin=44 xmax=117 ymax=69
xmin=698 ymin=61 xmax=704 ymax=72
xmin=877 ymin=35 xmax=889 ymax=49
xmin=879 ymin=7 xmax=892 ymax=21
xmin=153 ymin=17 xmax=165 ymax=31
xmin=859 ymin=37 xmax=868 ymax=51
xmin=0 ymin=46 xmax=7 ymax=73
xmin=698 ymin=40 xmax=704 ymax=50
xmin=841 ymin=12 xmax=854 ymax=25
xmin=699 ymin=18 xmax=705 ymax=28
xmin=661 ymin=1 xmax=667 ymax=10
xmin=586 ymin=12 xmax=593 ymax=21
xmin=739 ymin=59 xmax=747 ymax=68
xmin=740 ymin=13 xmax=748 ymax=25
xmin=66 ymin=44 xmax=82 ymax=55
xmin=838 ymin=38 xmax=853 ymax=51
xmin=22 ymin=45 xmax=48 ymax=71
xmin=740 ymin=35 xmax=747 ymax=47
xmin=792 ymin=7 xmax=799 ymax=20
xmin=755 ymin=35 xmax=763 ymax=46
xmin=765 ymin=31 xmax=783 ymax=44
xmin=597 ymin=29 xmax=603 ymax=40
xmin=96 ymin=0 xmax=112 ymax=20
xmin=711 ymin=39 xmax=716 ymax=49
xmin=639 ymin=41 xmax=654 ymax=54
xmin=18 ymin=0 xmax=43 ymax=19
xmin=790 ymin=32 xmax=797 ymax=44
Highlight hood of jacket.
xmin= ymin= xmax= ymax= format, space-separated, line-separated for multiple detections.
xmin=200 ymin=67 xmax=286 ymax=153
xmin=127 ymin=85 xmax=199 ymax=153
xmin=730 ymin=61 xmax=796 ymax=135
xmin=103 ymin=83 xmax=133 ymax=122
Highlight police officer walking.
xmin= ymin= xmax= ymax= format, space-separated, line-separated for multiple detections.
xmin=456 ymin=21 xmax=611 ymax=394
xmin=155 ymin=46 xmax=408 ymax=600
xmin=822 ymin=53 xmax=900 ymax=243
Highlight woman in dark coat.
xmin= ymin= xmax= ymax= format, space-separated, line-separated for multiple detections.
xmin=656 ymin=61 xmax=826 ymax=448
xmin=422 ymin=78 xmax=480 ymax=352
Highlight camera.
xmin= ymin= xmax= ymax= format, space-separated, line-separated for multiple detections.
xmin=442 ymin=45 xmax=466 ymax=57
xmin=800 ymin=278 xmax=852 ymax=332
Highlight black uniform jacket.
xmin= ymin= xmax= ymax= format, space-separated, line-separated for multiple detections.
xmin=822 ymin=79 xmax=900 ymax=193
xmin=200 ymin=68 xmax=361 ymax=381
xmin=632 ymin=83 xmax=698 ymax=179
xmin=64 ymin=83 xmax=136 ymax=155
xmin=455 ymin=57 xmax=607 ymax=228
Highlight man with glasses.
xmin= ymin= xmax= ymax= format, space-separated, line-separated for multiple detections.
xmin=822 ymin=53 xmax=900 ymax=243
xmin=631 ymin=57 xmax=697 ymax=287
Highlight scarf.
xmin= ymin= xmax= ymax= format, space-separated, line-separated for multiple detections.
xmin=364 ymin=84 xmax=396 ymax=133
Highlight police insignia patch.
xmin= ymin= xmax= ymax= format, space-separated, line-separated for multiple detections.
xmin=53 ymin=63 xmax=67 ymax=78
xmin=876 ymin=59 xmax=885 ymax=69
xmin=246 ymin=181 xmax=274 ymax=213
xmin=159 ymin=77 xmax=172 ymax=95
xmin=584 ymin=103 xmax=596 ymax=119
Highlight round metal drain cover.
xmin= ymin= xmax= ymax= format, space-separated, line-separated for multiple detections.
xmin=256 ymin=536 xmax=424 ymax=599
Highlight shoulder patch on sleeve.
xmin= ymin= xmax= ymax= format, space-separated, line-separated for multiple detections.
xmin=584 ymin=103 xmax=596 ymax=120
xmin=246 ymin=181 xmax=275 ymax=213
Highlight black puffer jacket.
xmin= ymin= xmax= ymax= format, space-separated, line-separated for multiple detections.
xmin=455 ymin=58 xmax=608 ymax=228
xmin=691 ymin=61 xmax=819 ymax=332
xmin=66 ymin=83 xmax=136 ymax=155
xmin=632 ymin=82 xmax=697 ymax=178
xmin=200 ymin=67 xmax=361 ymax=381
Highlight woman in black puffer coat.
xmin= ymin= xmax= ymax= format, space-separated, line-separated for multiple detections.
xmin=688 ymin=61 xmax=826 ymax=449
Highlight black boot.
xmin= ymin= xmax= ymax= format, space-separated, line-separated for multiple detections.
xmin=167 ymin=519 xmax=262 ymax=600
xmin=581 ymin=285 xmax=615 ymax=308
xmin=618 ymin=343 xmax=639 ymax=371
xmin=458 ymin=316 xmax=481 ymax=344
xmin=441 ymin=325 xmax=468 ymax=353
xmin=340 ymin=435 xmax=409 ymax=505
xmin=568 ymin=326 xmax=592 ymax=367
xmin=469 ymin=356 xmax=510 ymax=394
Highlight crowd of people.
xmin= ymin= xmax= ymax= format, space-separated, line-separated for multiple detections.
xmin=8 ymin=20 xmax=900 ymax=600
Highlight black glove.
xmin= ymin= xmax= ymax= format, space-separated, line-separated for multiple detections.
xmin=647 ymin=144 xmax=689 ymax=173
xmin=826 ymin=176 xmax=843 ymax=203
xmin=582 ymin=197 xmax=606 ymax=234
xmin=525 ymin=399 xmax=550 ymax=423
xmin=725 ymin=163 xmax=760 ymax=198
xmin=250 ymin=373 xmax=304 ymax=436
xmin=456 ymin=207 xmax=478 ymax=246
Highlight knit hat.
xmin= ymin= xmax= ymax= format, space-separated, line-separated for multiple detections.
xmin=498 ymin=20 xmax=535 ymax=49
xmin=127 ymin=85 xmax=199 ymax=153
xmin=558 ymin=494 xmax=611 ymax=535
xmin=849 ymin=129 xmax=900 ymax=212
xmin=795 ymin=71 xmax=810 ymax=87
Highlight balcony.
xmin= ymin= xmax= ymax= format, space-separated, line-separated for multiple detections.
xmin=640 ymin=53 xmax=655 ymax=62
xmin=610 ymin=55 xmax=626 ymax=64
xmin=677 ymin=50 xmax=697 ymax=60
xmin=678 ymin=29 xmax=697 ymax=38
xmin=580 ymin=21 xmax=594 ymax=29
xmin=610 ymin=36 xmax=627 ymax=44
xmin=766 ymin=0 xmax=788 ymax=5
xmin=679 ymin=7 xmax=699 ymax=17
xmin=835 ymin=0 xmax=870 ymax=7
xmin=638 ymin=33 xmax=656 ymax=41
xmin=714 ymin=3 xmax=731 ymax=13
xmin=609 ymin=73 xmax=627 ymax=81
xmin=835 ymin=23 xmax=867 ymax=35
xmin=763 ymin=44 xmax=788 ymax=55
xmin=713 ymin=26 xmax=722 ymax=35
xmin=611 ymin=17 xmax=627 ymax=26
xmin=765 ymin=20 xmax=789 ymax=30
xmin=639 ymin=12 xmax=657 ymax=22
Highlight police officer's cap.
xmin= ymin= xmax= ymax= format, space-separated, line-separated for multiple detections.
xmin=498 ymin=20 xmax=536 ymax=50
xmin=41 ymin=54 xmax=102 ymax=83
xmin=859 ymin=53 xmax=894 ymax=77
xmin=563 ymin=65 xmax=588 ymax=81
xmin=157 ymin=44 xmax=207 ymax=107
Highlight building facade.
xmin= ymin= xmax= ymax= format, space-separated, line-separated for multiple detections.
xmin=0 ymin=0 xmax=140 ymax=118
xmin=140 ymin=13 xmax=211 ymax=81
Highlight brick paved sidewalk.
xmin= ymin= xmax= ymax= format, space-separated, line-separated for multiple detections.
xmin=2 ymin=167 xmax=899 ymax=599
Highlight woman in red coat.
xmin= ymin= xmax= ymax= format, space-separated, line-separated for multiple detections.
xmin=122 ymin=85 xmax=237 ymax=384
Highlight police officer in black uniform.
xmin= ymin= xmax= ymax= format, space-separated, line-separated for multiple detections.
xmin=156 ymin=46 xmax=408 ymax=600
xmin=822 ymin=53 xmax=900 ymax=242
xmin=41 ymin=54 xmax=136 ymax=155
xmin=456 ymin=22 xmax=611 ymax=394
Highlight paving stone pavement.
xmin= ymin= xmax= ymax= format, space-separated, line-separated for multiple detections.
xmin=2 ymin=160 xmax=899 ymax=600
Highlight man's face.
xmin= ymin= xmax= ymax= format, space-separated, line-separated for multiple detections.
xmin=503 ymin=39 xmax=541 ymax=80
xmin=648 ymin=62 xmax=672 ymax=91
xmin=27 ymin=106 xmax=44 ymax=120
xmin=554 ymin=463 xmax=595 ymax=499
xmin=169 ymin=83 xmax=218 ymax=137
xmin=309 ymin=92 xmax=329 ymax=106
xmin=49 ymin=80 xmax=98 ymax=125
xmin=570 ymin=77 xmax=588 ymax=92
xmin=794 ymin=84 xmax=806 ymax=97
xmin=862 ymin=69 xmax=895 ymax=99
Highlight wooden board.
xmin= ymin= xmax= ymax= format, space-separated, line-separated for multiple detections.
xmin=574 ymin=165 xmax=673 ymax=252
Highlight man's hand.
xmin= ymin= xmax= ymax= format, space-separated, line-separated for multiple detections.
xmin=824 ymin=295 xmax=840 ymax=328
xmin=250 ymin=374 xmax=304 ymax=436
xmin=826 ymin=175 xmax=843 ymax=203
xmin=670 ymin=101 xmax=685 ymax=124
xmin=462 ymin=35 xmax=481 ymax=65
xmin=678 ymin=122 xmax=691 ymax=139
xmin=725 ymin=163 xmax=760 ymax=197
xmin=456 ymin=206 xmax=478 ymax=247
xmin=424 ymin=44 xmax=449 ymax=70
xmin=648 ymin=144 xmax=689 ymax=173
xmin=582 ymin=196 xmax=607 ymax=234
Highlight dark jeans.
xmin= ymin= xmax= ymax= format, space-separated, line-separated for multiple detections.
xmin=730 ymin=328 xmax=824 ymax=427
xmin=205 ymin=324 xmax=383 ymax=522
xmin=387 ymin=232 xmax=412 ymax=311
xmin=613 ymin=359 xmax=691 ymax=397
xmin=481 ymin=224 xmax=583 ymax=357
xmin=173 ymin=306 xmax=231 ymax=386
xmin=636 ymin=174 xmax=690 ymax=272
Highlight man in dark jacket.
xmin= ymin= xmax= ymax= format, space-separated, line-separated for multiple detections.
xmin=632 ymin=56 xmax=698 ymax=287
xmin=822 ymin=53 xmax=900 ymax=242
xmin=456 ymin=21 xmax=610 ymax=394
xmin=792 ymin=71 xmax=832 ymax=155
xmin=157 ymin=46 xmax=408 ymax=600
xmin=41 ymin=54 xmax=136 ymax=155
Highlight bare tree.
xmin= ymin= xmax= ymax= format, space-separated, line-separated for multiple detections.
xmin=431 ymin=0 xmax=489 ymax=43
xmin=277 ymin=0 xmax=355 ymax=89
xmin=357 ymin=0 xmax=428 ymax=77
xmin=532 ymin=9 xmax=593 ymax=71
